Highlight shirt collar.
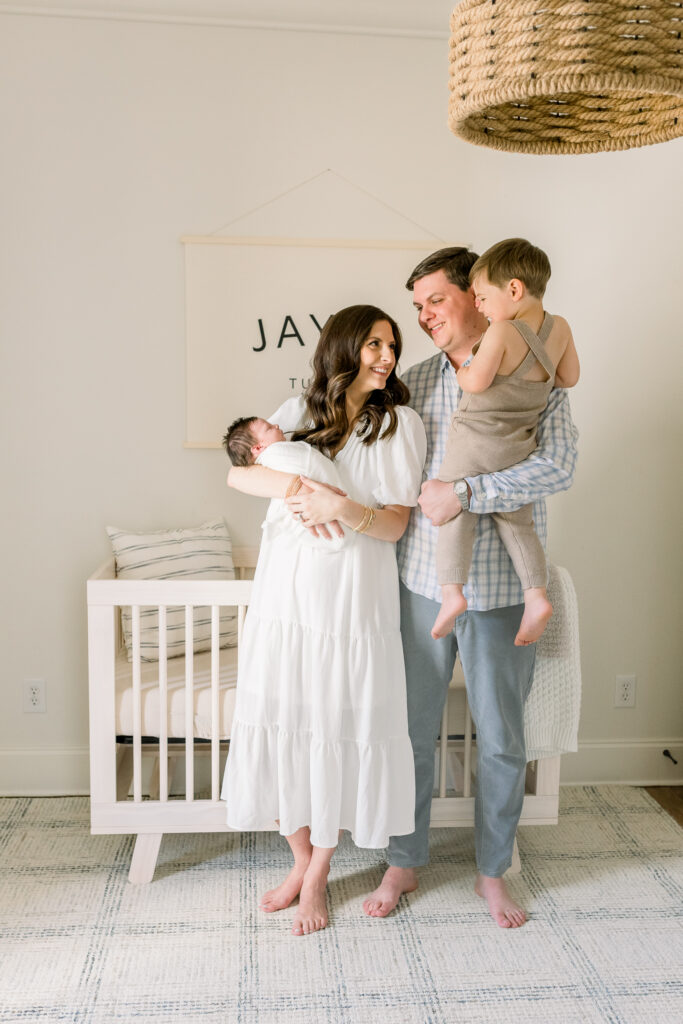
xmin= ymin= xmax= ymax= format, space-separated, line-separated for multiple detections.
xmin=439 ymin=350 xmax=472 ymax=374
xmin=439 ymin=334 xmax=484 ymax=374
xmin=439 ymin=351 xmax=453 ymax=374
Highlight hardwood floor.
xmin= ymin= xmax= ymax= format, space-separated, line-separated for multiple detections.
xmin=644 ymin=786 xmax=683 ymax=827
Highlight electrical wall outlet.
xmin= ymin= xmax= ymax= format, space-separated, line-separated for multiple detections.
xmin=615 ymin=675 xmax=636 ymax=708
xmin=23 ymin=680 xmax=46 ymax=713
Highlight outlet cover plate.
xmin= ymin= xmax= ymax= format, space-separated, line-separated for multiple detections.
xmin=615 ymin=674 xmax=636 ymax=708
xmin=23 ymin=680 xmax=46 ymax=713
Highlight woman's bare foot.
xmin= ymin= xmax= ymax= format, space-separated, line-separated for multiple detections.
xmin=363 ymin=866 xmax=418 ymax=918
xmin=431 ymin=586 xmax=467 ymax=639
xmin=259 ymin=863 xmax=309 ymax=913
xmin=291 ymin=871 xmax=329 ymax=935
xmin=514 ymin=590 xmax=552 ymax=646
xmin=475 ymin=874 xmax=527 ymax=928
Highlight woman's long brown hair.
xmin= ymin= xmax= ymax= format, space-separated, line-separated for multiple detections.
xmin=292 ymin=304 xmax=410 ymax=457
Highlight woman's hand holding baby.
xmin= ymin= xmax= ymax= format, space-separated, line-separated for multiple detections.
xmin=289 ymin=478 xmax=411 ymax=544
xmin=286 ymin=477 xmax=347 ymax=538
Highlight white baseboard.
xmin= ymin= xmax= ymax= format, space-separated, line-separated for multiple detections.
xmin=0 ymin=747 xmax=90 ymax=796
xmin=0 ymin=739 xmax=681 ymax=797
xmin=560 ymin=738 xmax=683 ymax=786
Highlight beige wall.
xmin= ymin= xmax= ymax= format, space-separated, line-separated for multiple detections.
xmin=1 ymin=11 xmax=681 ymax=792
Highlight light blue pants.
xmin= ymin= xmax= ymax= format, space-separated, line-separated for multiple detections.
xmin=388 ymin=583 xmax=536 ymax=878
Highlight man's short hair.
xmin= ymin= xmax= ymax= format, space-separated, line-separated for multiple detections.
xmin=470 ymin=238 xmax=551 ymax=299
xmin=222 ymin=416 xmax=258 ymax=466
xmin=405 ymin=246 xmax=480 ymax=292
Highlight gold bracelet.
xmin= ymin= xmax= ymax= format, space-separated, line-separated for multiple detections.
xmin=352 ymin=505 xmax=376 ymax=534
xmin=361 ymin=507 xmax=376 ymax=534
xmin=285 ymin=475 xmax=302 ymax=498
xmin=352 ymin=506 xmax=371 ymax=532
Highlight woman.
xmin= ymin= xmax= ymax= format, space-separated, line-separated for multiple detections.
xmin=222 ymin=305 xmax=426 ymax=935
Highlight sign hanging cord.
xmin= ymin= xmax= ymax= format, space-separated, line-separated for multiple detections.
xmin=209 ymin=168 xmax=443 ymax=241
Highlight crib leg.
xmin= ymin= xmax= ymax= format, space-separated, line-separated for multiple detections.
xmin=128 ymin=833 xmax=163 ymax=884
xmin=505 ymin=836 xmax=521 ymax=876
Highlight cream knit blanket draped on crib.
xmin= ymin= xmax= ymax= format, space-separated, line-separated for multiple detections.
xmin=524 ymin=564 xmax=581 ymax=760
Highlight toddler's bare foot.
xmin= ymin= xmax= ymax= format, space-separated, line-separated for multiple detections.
xmin=431 ymin=588 xmax=467 ymax=639
xmin=291 ymin=872 xmax=329 ymax=936
xmin=475 ymin=874 xmax=527 ymax=928
xmin=514 ymin=593 xmax=552 ymax=646
xmin=363 ymin=866 xmax=418 ymax=918
xmin=259 ymin=863 xmax=309 ymax=913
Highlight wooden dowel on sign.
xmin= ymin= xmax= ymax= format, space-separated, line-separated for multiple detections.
xmin=180 ymin=236 xmax=453 ymax=250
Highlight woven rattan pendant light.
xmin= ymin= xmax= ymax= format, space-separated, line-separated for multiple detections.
xmin=448 ymin=0 xmax=683 ymax=154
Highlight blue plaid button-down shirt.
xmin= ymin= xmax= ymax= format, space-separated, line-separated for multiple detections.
xmin=397 ymin=352 xmax=579 ymax=611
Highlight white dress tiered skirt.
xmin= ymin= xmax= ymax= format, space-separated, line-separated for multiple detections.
xmin=222 ymin=400 xmax=427 ymax=849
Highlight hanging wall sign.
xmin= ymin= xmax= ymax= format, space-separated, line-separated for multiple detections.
xmin=182 ymin=236 xmax=444 ymax=448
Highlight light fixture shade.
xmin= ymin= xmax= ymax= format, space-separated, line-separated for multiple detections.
xmin=448 ymin=0 xmax=683 ymax=154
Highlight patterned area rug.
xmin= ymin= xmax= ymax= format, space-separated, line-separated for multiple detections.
xmin=1 ymin=786 xmax=681 ymax=1023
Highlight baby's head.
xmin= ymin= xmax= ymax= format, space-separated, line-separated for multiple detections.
xmin=469 ymin=238 xmax=551 ymax=322
xmin=222 ymin=416 xmax=286 ymax=466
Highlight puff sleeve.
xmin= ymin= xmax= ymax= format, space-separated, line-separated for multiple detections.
xmin=269 ymin=396 xmax=308 ymax=435
xmin=371 ymin=406 xmax=427 ymax=507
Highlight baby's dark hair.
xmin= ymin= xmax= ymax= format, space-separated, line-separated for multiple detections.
xmin=222 ymin=416 xmax=258 ymax=466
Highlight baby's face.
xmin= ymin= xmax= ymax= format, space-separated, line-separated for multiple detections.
xmin=472 ymin=273 xmax=513 ymax=323
xmin=251 ymin=418 xmax=286 ymax=450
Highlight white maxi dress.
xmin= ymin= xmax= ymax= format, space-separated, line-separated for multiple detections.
xmin=222 ymin=397 xmax=427 ymax=849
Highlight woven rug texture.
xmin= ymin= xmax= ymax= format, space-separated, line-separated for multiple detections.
xmin=0 ymin=786 xmax=681 ymax=1023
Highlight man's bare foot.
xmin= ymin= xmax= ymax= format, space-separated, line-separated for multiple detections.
xmin=475 ymin=874 xmax=527 ymax=928
xmin=291 ymin=872 xmax=329 ymax=935
xmin=431 ymin=587 xmax=467 ymax=639
xmin=363 ymin=866 xmax=418 ymax=918
xmin=259 ymin=863 xmax=309 ymax=913
xmin=514 ymin=591 xmax=552 ymax=646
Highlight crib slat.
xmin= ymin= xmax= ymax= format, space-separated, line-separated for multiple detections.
xmin=185 ymin=605 xmax=194 ymax=801
xmin=211 ymin=605 xmax=220 ymax=801
xmin=158 ymin=606 xmax=168 ymax=802
xmin=463 ymin=700 xmax=473 ymax=799
xmin=438 ymin=700 xmax=448 ymax=798
xmin=132 ymin=606 xmax=142 ymax=803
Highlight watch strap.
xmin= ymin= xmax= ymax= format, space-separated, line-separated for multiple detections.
xmin=454 ymin=479 xmax=470 ymax=511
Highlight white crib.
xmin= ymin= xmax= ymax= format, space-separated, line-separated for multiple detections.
xmin=87 ymin=549 xmax=561 ymax=884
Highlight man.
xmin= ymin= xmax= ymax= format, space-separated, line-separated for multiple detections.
xmin=363 ymin=247 xmax=578 ymax=928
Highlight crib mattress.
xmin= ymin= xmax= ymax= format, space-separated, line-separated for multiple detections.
xmin=115 ymin=647 xmax=238 ymax=740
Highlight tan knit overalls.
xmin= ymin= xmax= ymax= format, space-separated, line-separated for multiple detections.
xmin=437 ymin=313 xmax=556 ymax=590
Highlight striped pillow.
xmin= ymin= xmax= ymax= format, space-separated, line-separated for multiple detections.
xmin=106 ymin=518 xmax=238 ymax=663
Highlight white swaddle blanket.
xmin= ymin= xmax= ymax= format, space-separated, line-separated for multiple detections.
xmin=257 ymin=440 xmax=351 ymax=552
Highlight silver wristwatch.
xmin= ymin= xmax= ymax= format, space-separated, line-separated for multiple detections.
xmin=454 ymin=479 xmax=470 ymax=511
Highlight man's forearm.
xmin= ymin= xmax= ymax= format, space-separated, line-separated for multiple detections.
xmin=468 ymin=389 xmax=579 ymax=514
